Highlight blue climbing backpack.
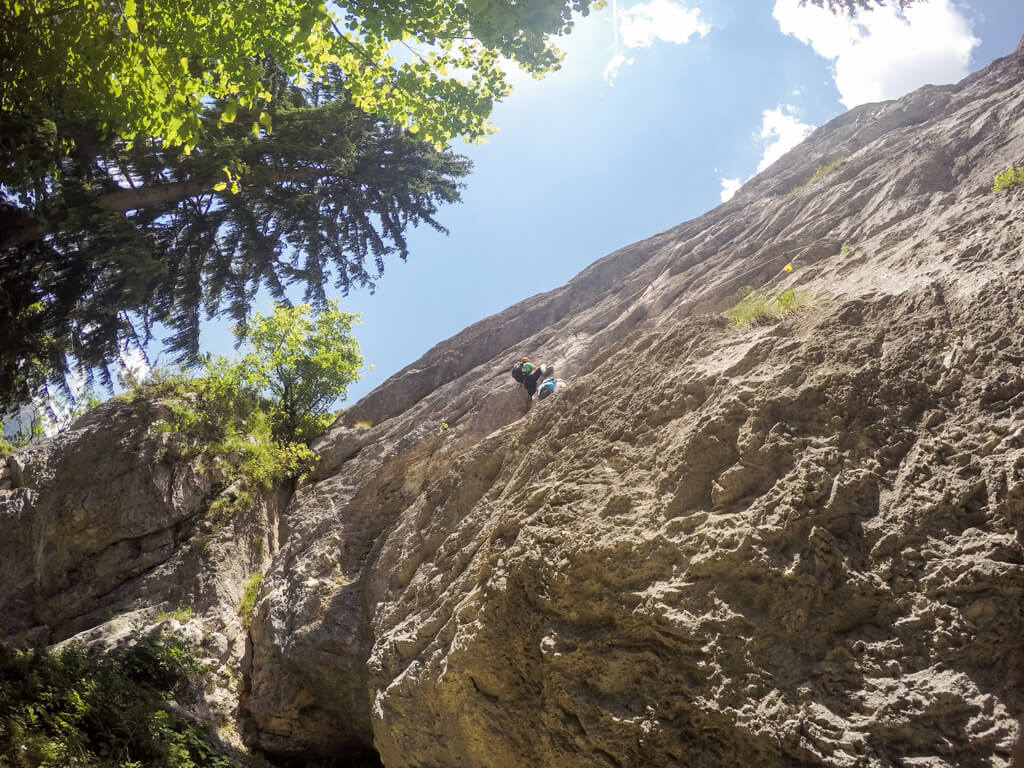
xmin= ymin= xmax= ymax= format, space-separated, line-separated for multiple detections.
xmin=536 ymin=376 xmax=557 ymax=400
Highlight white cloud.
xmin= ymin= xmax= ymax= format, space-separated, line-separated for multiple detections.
xmin=604 ymin=0 xmax=707 ymax=85
xmin=120 ymin=345 xmax=151 ymax=384
xmin=756 ymin=105 xmax=814 ymax=172
xmin=715 ymin=104 xmax=813 ymax=201
xmin=603 ymin=51 xmax=635 ymax=86
xmin=773 ymin=0 xmax=979 ymax=108
xmin=720 ymin=177 xmax=742 ymax=202
xmin=619 ymin=0 xmax=709 ymax=49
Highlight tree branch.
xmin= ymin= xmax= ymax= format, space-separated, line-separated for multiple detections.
xmin=1 ymin=167 xmax=325 ymax=249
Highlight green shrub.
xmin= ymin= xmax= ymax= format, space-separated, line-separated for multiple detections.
xmin=725 ymin=285 xmax=812 ymax=328
xmin=788 ymin=159 xmax=842 ymax=195
xmin=136 ymin=368 xmax=317 ymax=522
xmin=228 ymin=301 xmax=363 ymax=444
xmin=134 ymin=302 xmax=361 ymax=522
xmin=993 ymin=166 xmax=1024 ymax=191
xmin=840 ymin=243 xmax=853 ymax=256
xmin=239 ymin=574 xmax=264 ymax=629
xmin=2 ymin=415 xmax=42 ymax=449
xmin=156 ymin=604 xmax=194 ymax=623
xmin=0 ymin=631 xmax=232 ymax=767
xmin=808 ymin=159 xmax=841 ymax=184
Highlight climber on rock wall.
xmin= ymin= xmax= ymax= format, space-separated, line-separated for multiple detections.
xmin=511 ymin=357 xmax=554 ymax=398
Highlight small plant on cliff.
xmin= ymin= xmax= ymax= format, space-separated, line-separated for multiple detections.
xmin=808 ymin=159 xmax=841 ymax=184
xmin=726 ymin=283 xmax=811 ymax=328
xmin=992 ymin=166 xmax=1024 ymax=191
xmin=156 ymin=603 xmax=195 ymax=623
xmin=840 ymin=243 xmax=853 ymax=256
xmin=239 ymin=573 xmax=264 ymax=629
xmin=0 ymin=630 xmax=232 ymax=767
xmin=788 ymin=158 xmax=842 ymax=194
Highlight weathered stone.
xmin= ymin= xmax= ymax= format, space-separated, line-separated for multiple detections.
xmin=0 ymin=395 xmax=282 ymax=743
xmin=246 ymin=43 xmax=1024 ymax=766
xmin=8 ymin=454 xmax=26 ymax=487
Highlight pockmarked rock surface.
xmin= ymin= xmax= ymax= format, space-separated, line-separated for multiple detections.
xmin=249 ymin=40 xmax=1024 ymax=767
xmin=5 ymin=37 xmax=1024 ymax=768
xmin=0 ymin=395 xmax=281 ymax=744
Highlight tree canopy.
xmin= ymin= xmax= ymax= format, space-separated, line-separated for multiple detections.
xmin=0 ymin=68 xmax=470 ymax=407
xmin=1 ymin=0 xmax=598 ymax=188
xmin=221 ymin=301 xmax=363 ymax=443
xmin=1 ymin=0 xmax=589 ymax=409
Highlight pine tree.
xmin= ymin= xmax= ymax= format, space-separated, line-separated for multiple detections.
xmin=0 ymin=70 xmax=471 ymax=408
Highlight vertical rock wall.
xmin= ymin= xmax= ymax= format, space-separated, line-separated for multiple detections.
xmin=245 ymin=42 xmax=1024 ymax=767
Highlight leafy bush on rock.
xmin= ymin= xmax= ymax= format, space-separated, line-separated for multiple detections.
xmin=993 ymin=166 xmax=1024 ymax=191
xmin=0 ymin=631 xmax=232 ymax=767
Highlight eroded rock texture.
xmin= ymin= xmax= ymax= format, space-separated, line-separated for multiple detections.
xmin=0 ymin=396 xmax=281 ymax=742
xmin=4 ymin=37 xmax=1024 ymax=768
xmin=246 ymin=43 xmax=1024 ymax=767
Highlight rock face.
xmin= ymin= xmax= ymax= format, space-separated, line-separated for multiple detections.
xmin=4 ymin=40 xmax=1024 ymax=768
xmin=0 ymin=395 xmax=281 ymax=739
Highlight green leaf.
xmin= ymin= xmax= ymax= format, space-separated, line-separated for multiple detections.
xmin=258 ymin=111 xmax=272 ymax=131
xmin=123 ymin=0 xmax=138 ymax=33
xmin=164 ymin=116 xmax=183 ymax=142
xmin=212 ymin=181 xmax=227 ymax=191
xmin=222 ymin=100 xmax=237 ymax=123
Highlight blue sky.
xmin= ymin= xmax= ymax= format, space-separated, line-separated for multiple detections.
xmin=196 ymin=0 xmax=1023 ymax=406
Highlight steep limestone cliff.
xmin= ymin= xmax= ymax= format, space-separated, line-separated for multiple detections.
xmin=3 ymin=38 xmax=1024 ymax=768
xmin=0 ymin=396 xmax=284 ymax=749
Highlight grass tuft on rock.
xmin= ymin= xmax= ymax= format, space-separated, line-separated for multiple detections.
xmin=808 ymin=159 xmax=841 ymax=185
xmin=726 ymin=286 xmax=812 ymax=328
xmin=788 ymin=159 xmax=843 ymax=195
xmin=239 ymin=573 xmax=264 ymax=629
xmin=993 ymin=165 xmax=1024 ymax=191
